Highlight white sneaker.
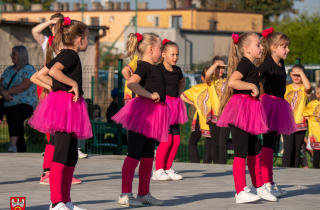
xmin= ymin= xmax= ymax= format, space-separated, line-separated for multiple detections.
xmin=165 ymin=168 xmax=183 ymax=180
xmin=7 ymin=144 xmax=17 ymax=153
xmin=235 ymin=186 xmax=261 ymax=204
xmin=151 ymin=169 xmax=171 ymax=181
xmin=136 ymin=192 xmax=164 ymax=206
xmin=50 ymin=202 xmax=70 ymax=210
xmin=65 ymin=202 xmax=86 ymax=210
xmin=78 ymin=148 xmax=88 ymax=159
xmin=251 ymin=185 xmax=277 ymax=202
xmin=118 ymin=192 xmax=143 ymax=207
xmin=266 ymin=182 xmax=282 ymax=198
xmin=273 ymin=182 xmax=287 ymax=196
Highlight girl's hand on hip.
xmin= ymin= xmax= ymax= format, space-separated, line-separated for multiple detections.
xmin=151 ymin=92 xmax=160 ymax=102
xmin=251 ymin=85 xmax=259 ymax=98
xmin=69 ymin=84 xmax=79 ymax=103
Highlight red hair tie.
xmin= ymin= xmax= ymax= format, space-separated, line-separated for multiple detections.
xmin=232 ymin=33 xmax=239 ymax=45
xmin=162 ymin=39 xmax=171 ymax=45
xmin=261 ymin=27 xmax=274 ymax=38
xmin=48 ymin=36 xmax=55 ymax=46
xmin=135 ymin=33 xmax=143 ymax=42
xmin=61 ymin=17 xmax=71 ymax=27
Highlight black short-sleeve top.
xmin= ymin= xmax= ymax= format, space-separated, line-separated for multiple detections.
xmin=258 ymin=56 xmax=287 ymax=98
xmin=46 ymin=49 xmax=84 ymax=95
xmin=134 ymin=61 xmax=166 ymax=102
xmin=157 ymin=63 xmax=183 ymax=97
xmin=233 ymin=56 xmax=259 ymax=97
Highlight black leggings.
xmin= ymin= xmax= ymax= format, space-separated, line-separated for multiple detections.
xmin=282 ymin=131 xmax=306 ymax=167
xmin=127 ymin=130 xmax=155 ymax=161
xmin=52 ymin=132 xmax=78 ymax=167
xmin=169 ymin=124 xmax=180 ymax=135
xmin=229 ymin=125 xmax=260 ymax=158
xmin=4 ymin=104 xmax=34 ymax=152
xmin=314 ymin=150 xmax=320 ymax=169
xmin=208 ymin=122 xmax=230 ymax=164
xmin=188 ymin=115 xmax=212 ymax=163
xmin=262 ymin=131 xmax=278 ymax=150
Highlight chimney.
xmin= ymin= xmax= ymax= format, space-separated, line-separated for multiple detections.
xmin=123 ymin=2 xmax=130 ymax=10
xmin=105 ymin=2 xmax=114 ymax=10
xmin=62 ymin=3 xmax=70 ymax=11
xmin=15 ymin=4 xmax=24 ymax=11
xmin=3 ymin=3 xmax=13 ymax=12
xmin=176 ymin=0 xmax=183 ymax=9
xmin=53 ymin=2 xmax=62 ymax=11
xmin=167 ymin=0 xmax=175 ymax=9
xmin=92 ymin=2 xmax=103 ymax=10
xmin=137 ymin=2 xmax=148 ymax=10
xmin=114 ymin=2 xmax=121 ymax=10
xmin=31 ymin=4 xmax=43 ymax=11
xmin=185 ymin=0 xmax=192 ymax=7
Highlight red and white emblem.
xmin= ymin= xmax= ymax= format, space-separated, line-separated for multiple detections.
xmin=10 ymin=197 xmax=25 ymax=210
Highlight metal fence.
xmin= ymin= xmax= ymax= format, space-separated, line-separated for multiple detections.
xmin=1 ymin=62 xmax=319 ymax=165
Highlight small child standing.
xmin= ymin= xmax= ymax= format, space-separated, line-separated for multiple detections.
xmin=303 ymin=83 xmax=320 ymax=168
xmin=112 ymin=33 xmax=168 ymax=207
xmin=283 ymin=64 xmax=311 ymax=167
xmin=152 ymin=39 xmax=188 ymax=181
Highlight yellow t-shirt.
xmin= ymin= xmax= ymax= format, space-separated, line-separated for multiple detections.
xmin=303 ymin=100 xmax=320 ymax=150
xmin=207 ymin=77 xmax=226 ymax=123
xmin=124 ymin=55 xmax=138 ymax=104
xmin=183 ymin=84 xmax=211 ymax=137
xmin=285 ymin=84 xmax=308 ymax=131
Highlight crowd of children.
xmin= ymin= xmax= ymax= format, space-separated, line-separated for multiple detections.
xmin=25 ymin=13 xmax=320 ymax=209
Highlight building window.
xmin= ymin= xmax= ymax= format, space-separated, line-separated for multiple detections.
xmin=154 ymin=16 xmax=159 ymax=27
xmin=110 ymin=16 xmax=114 ymax=22
xmin=208 ymin=19 xmax=218 ymax=31
xmin=252 ymin=18 xmax=257 ymax=30
xmin=19 ymin=18 xmax=28 ymax=22
xmin=39 ymin=18 xmax=46 ymax=23
xmin=91 ymin=17 xmax=99 ymax=26
xmin=172 ymin=16 xmax=182 ymax=28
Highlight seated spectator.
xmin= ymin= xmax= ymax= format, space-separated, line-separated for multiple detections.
xmin=106 ymin=88 xmax=119 ymax=122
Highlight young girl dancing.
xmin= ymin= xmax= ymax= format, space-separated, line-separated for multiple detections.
xmin=29 ymin=17 xmax=92 ymax=210
xmin=181 ymin=67 xmax=212 ymax=163
xmin=112 ymin=33 xmax=168 ymax=207
xmin=152 ymin=39 xmax=187 ymax=181
xmin=257 ymin=28 xmax=296 ymax=197
xmin=283 ymin=64 xmax=311 ymax=167
xmin=205 ymin=56 xmax=230 ymax=164
xmin=217 ymin=33 xmax=277 ymax=203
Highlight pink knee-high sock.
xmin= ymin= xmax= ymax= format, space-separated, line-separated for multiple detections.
xmin=247 ymin=154 xmax=263 ymax=188
xmin=260 ymin=147 xmax=274 ymax=184
xmin=155 ymin=134 xmax=173 ymax=170
xmin=46 ymin=133 xmax=51 ymax=143
xmin=233 ymin=157 xmax=246 ymax=194
xmin=122 ymin=156 xmax=139 ymax=193
xmin=50 ymin=162 xmax=65 ymax=204
xmin=164 ymin=135 xmax=181 ymax=170
xmin=62 ymin=165 xmax=75 ymax=204
xmin=138 ymin=157 xmax=154 ymax=196
xmin=269 ymin=154 xmax=274 ymax=184
xmin=43 ymin=144 xmax=55 ymax=171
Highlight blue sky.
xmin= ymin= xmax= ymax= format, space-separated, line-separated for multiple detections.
xmin=58 ymin=0 xmax=320 ymax=14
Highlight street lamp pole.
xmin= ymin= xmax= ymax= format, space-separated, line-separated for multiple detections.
xmin=81 ymin=0 xmax=84 ymax=22
xmin=135 ymin=0 xmax=137 ymax=32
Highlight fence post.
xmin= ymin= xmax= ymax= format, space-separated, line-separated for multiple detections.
xmin=295 ymin=57 xmax=301 ymax=64
xmin=91 ymin=76 xmax=94 ymax=103
xmin=117 ymin=59 xmax=124 ymax=155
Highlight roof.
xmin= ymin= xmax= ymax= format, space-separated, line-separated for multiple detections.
xmin=180 ymin=29 xmax=262 ymax=36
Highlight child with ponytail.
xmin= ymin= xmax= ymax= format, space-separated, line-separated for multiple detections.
xmin=112 ymin=33 xmax=168 ymax=207
xmin=257 ymin=28 xmax=296 ymax=197
xmin=152 ymin=39 xmax=188 ymax=181
xmin=29 ymin=17 xmax=92 ymax=210
xmin=217 ymin=33 xmax=277 ymax=203
xmin=205 ymin=56 xmax=230 ymax=164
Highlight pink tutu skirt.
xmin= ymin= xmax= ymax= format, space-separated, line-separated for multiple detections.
xmin=111 ymin=97 xmax=170 ymax=142
xmin=28 ymin=91 xmax=92 ymax=139
xmin=217 ymin=94 xmax=268 ymax=135
xmin=260 ymin=94 xmax=297 ymax=135
xmin=166 ymin=96 xmax=188 ymax=125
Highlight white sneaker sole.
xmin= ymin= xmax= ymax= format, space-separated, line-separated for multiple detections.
xmin=169 ymin=176 xmax=183 ymax=180
xmin=259 ymin=195 xmax=277 ymax=202
xmin=151 ymin=176 xmax=171 ymax=181
xmin=39 ymin=181 xmax=49 ymax=186
xmin=280 ymin=191 xmax=287 ymax=196
xmin=236 ymin=196 xmax=261 ymax=204
xmin=140 ymin=202 xmax=164 ymax=206
xmin=118 ymin=203 xmax=143 ymax=207
xmin=79 ymin=156 xmax=88 ymax=159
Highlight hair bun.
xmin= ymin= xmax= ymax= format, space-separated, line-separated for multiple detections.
xmin=261 ymin=27 xmax=274 ymax=38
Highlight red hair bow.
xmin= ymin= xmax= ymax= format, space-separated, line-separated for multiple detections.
xmin=48 ymin=36 xmax=55 ymax=46
xmin=261 ymin=27 xmax=274 ymax=38
xmin=162 ymin=39 xmax=171 ymax=45
xmin=135 ymin=33 xmax=143 ymax=42
xmin=232 ymin=33 xmax=239 ymax=45
xmin=61 ymin=17 xmax=71 ymax=27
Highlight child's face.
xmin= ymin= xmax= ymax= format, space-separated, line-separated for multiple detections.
xmin=93 ymin=109 xmax=100 ymax=117
xmin=162 ymin=46 xmax=179 ymax=66
xmin=152 ymin=38 xmax=163 ymax=63
xmin=290 ymin=67 xmax=303 ymax=84
xmin=214 ymin=60 xmax=226 ymax=78
xmin=79 ymin=28 xmax=89 ymax=52
xmin=274 ymin=43 xmax=290 ymax=60
xmin=246 ymin=35 xmax=263 ymax=60
xmin=316 ymin=89 xmax=320 ymax=99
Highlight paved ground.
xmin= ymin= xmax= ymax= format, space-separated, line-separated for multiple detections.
xmin=0 ymin=153 xmax=319 ymax=210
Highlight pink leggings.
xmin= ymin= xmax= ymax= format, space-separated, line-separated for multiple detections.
xmin=155 ymin=134 xmax=181 ymax=170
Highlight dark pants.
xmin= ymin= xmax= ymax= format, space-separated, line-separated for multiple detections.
xmin=208 ymin=122 xmax=230 ymax=164
xmin=313 ymin=150 xmax=320 ymax=169
xmin=188 ymin=115 xmax=212 ymax=163
xmin=53 ymin=132 xmax=78 ymax=167
xmin=263 ymin=131 xmax=278 ymax=150
xmin=127 ymin=130 xmax=155 ymax=161
xmin=4 ymin=104 xmax=34 ymax=152
xmin=229 ymin=125 xmax=260 ymax=158
xmin=282 ymin=130 xmax=306 ymax=167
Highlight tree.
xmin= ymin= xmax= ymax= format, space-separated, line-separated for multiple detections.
xmin=3 ymin=0 xmax=56 ymax=11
